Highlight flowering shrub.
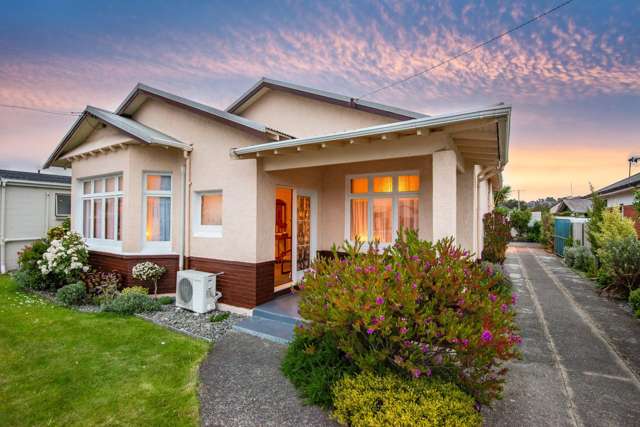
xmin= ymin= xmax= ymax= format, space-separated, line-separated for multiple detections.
xmin=297 ymin=230 xmax=520 ymax=405
xmin=14 ymin=240 xmax=49 ymax=290
xmin=121 ymin=286 xmax=149 ymax=296
xmin=38 ymin=231 xmax=89 ymax=289
xmin=332 ymin=372 xmax=481 ymax=427
xmin=131 ymin=262 xmax=166 ymax=296
xmin=81 ymin=270 xmax=122 ymax=304
xmin=481 ymin=211 xmax=510 ymax=264
xmin=102 ymin=292 xmax=161 ymax=315
xmin=480 ymin=261 xmax=511 ymax=297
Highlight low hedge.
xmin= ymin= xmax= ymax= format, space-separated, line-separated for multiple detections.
xmin=55 ymin=282 xmax=87 ymax=306
xmin=102 ymin=293 xmax=161 ymax=315
xmin=331 ymin=372 xmax=482 ymax=427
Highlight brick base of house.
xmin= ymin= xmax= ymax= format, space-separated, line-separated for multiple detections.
xmin=88 ymin=251 xmax=276 ymax=308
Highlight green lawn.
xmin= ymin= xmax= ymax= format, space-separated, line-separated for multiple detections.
xmin=0 ymin=275 xmax=210 ymax=427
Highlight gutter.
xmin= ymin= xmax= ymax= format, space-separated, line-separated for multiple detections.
xmin=179 ymin=151 xmax=190 ymax=271
xmin=0 ymin=179 xmax=6 ymax=273
xmin=232 ymin=105 xmax=512 ymax=156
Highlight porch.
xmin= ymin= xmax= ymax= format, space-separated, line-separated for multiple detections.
xmin=233 ymin=292 xmax=302 ymax=343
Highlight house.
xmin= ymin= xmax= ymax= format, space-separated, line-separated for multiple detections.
xmin=0 ymin=169 xmax=71 ymax=273
xmin=550 ymin=197 xmax=592 ymax=216
xmin=597 ymin=171 xmax=640 ymax=235
xmin=43 ymin=78 xmax=511 ymax=311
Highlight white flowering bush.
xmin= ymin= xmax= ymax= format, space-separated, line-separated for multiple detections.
xmin=131 ymin=262 xmax=166 ymax=297
xmin=37 ymin=231 xmax=89 ymax=289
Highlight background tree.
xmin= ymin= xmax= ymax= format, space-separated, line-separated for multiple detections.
xmin=493 ymin=185 xmax=511 ymax=206
xmin=509 ymin=209 xmax=532 ymax=238
xmin=587 ymin=185 xmax=607 ymax=256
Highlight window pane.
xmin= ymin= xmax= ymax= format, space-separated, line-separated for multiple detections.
xmin=93 ymin=199 xmax=103 ymax=239
xmin=83 ymin=200 xmax=91 ymax=238
xmin=398 ymin=175 xmax=420 ymax=192
xmin=146 ymin=175 xmax=171 ymax=191
xmin=373 ymin=176 xmax=392 ymax=192
xmin=117 ymin=176 xmax=123 ymax=192
xmin=105 ymin=198 xmax=115 ymax=240
xmin=94 ymin=179 xmax=104 ymax=193
xmin=105 ymin=177 xmax=116 ymax=193
xmin=399 ymin=197 xmax=419 ymax=231
xmin=117 ymin=198 xmax=123 ymax=241
xmin=350 ymin=178 xmax=368 ymax=194
xmin=56 ymin=193 xmax=71 ymax=216
xmin=350 ymin=199 xmax=368 ymax=241
xmin=201 ymin=193 xmax=222 ymax=225
xmin=83 ymin=181 xmax=92 ymax=194
xmin=372 ymin=198 xmax=392 ymax=243
xmin=146 ymin=196 xmax=171 ymax=241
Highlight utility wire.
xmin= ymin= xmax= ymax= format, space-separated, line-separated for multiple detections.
xmin=355 ymin=0 xmax=576 ymax=100
xmin=0 ymin=103 xmax=82 ymax=116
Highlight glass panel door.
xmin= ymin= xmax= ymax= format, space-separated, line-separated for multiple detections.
xmin=296 ymin=195 xmax=311 ymax=271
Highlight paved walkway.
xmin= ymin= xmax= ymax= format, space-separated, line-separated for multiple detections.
xmin=484 ymin=244 xmax=640 ymax=426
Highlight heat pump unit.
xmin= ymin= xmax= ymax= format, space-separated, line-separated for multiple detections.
xmin=176 ymin=270 xmax=222 ymax=314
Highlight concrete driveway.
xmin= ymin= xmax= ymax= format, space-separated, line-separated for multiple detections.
xmin=484 ymin=243 xmax=640 ymax=426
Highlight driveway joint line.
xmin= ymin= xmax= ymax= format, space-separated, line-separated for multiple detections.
xmin=528 ymin=247 xmax=640 ymax=391
xmin=515 ymin=249 xmax=582 ymax=427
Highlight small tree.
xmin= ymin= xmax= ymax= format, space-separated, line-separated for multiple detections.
xmin=587 ymin=185 xmax=607 ymax=255
xmin=131 ymin=262 xmax=166 ymax=297
xmin=540 ymin=209 xmax=554 ymax=251
xmin=482 ymin=211 xmax=511 ymax=264
xmin=509 ymin=209 xmax=532 ymax=238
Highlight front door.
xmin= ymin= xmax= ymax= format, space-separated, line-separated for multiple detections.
xmin=293 ymin=189 xmax=317 ymax=282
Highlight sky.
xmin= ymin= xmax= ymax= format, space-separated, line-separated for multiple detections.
xmin=0 ymin=0 xmax=638 ymax=200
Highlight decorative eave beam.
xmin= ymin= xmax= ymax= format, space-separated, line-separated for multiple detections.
xmin=445 ymin=135 xmax=465 ymax=173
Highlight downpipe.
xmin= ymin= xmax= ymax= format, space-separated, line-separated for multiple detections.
xmin=0 ymin=179 xmax=7 ymax=274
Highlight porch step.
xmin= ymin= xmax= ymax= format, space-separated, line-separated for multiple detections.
xmin=233 ymin=317 xmax=296 ymax=344
xmin=252 ymin=307 xmax=302 ymax=325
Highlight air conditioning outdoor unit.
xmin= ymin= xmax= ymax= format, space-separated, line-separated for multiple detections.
xmin=176 ymin=270 xmax=223 ymax=314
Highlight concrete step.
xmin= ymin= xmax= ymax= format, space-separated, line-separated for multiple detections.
xmin=252 ymin=307 xmax=302 ymax=325
xmin=233 ymin=316 xmax=296 ymax=344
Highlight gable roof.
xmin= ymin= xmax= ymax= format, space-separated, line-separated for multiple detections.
xmin=43 ymin=106 xmax=191 ymax=168
xmin=550 ymin=197 xmax=592 ymax=214
xmin=0 ymin=169 xmax=71 ymax=185
xmin=116 ymin=83 xmax=276 ymax=138
xmin=597 ymin=171 xmax=640 ymax=196
xmin=226 ymin=77 xmax=428 ymax=121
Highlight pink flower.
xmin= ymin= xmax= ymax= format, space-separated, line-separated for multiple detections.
xmin=412 ymin=368 xmax=421 ymax=378
xmin=411 ymin=282 xmax=417 ymax=289
xmin=420 ymin=344 xmax=429 ymax=353
xmin=462 ymin=339 xmax=469 ymax=347
xmin=384 ymin=264 xmax=393 ymax=272
xmin=399 ymin=327 xmax=408 ymax=335
xmin=425 ymin=368 xmax=432 ymax=377
xmin=355 ymin=266 xmax=363 ymax=273
xmin=375 ymin=296 xmax=384 ymax=305
xmin=481 ymin=330 xmax=493 ymax=342
xmin=512 ymin=293 xmax=519 ymax=305
xmin=378 ymin=315 xmax=385 ymax=322
xmin=489 ymin=293 xmax=497 ymax=303
xmin=410 ymin=255 xmax=420 ymax=262
xmin=500 ymin=303 xmax=509 ymax=313
xmin=366 ymin=328 xmax=375 ymax=335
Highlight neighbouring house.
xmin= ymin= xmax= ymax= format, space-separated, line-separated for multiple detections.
xmin=550 ymin=197 xmax=592 ymax=217
xmin=43 ymin=78 xmax=511 ymax=311
xmin=0 ymin=169 xmax=71 ymax=273
xmin=597 ymin=171 xmax=640 ymax=235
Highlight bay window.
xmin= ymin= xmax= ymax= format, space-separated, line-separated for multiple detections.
xmin=80 ymin=174 xmax=123 ymax=244
xmin=144 ymin=173 xmax=172 ymax=247
xmin=346 ymin=172 xmax=420 ymax=244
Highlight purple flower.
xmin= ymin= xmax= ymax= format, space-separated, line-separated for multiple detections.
xmin=500 ymin=303 xmax=509 ymax=313
xmin=509 ymin=334 xmax=523 ymax=345
xmin=457 ymin=298 xmax=465 ymax=307
xmin=481 ymin=330 xmax=493 ymax=342
xmin=420 ymin=344 xmax=429 ymax=353
xmin=364 ymin=265 xmax=376 ymax=274
xmin=366 ymin=328 xmax=375 ymax=335
xmin=425 ymin=368 xmax=432 ymax=377
xmin=384 ymin=264 xmax=393 ymax=272
xmin=412 ymin=368 xmax=421 ymax=378
xmin=355 ymin=266 xmax=363 ymax=273
xmin=411 ymin=255 xmax=420 ymax=262
xmin=395 ymin=272 xmax=402 ymax=282
xmin=462 ymin=339 xmax=469 ymax=347
xmin=375 ymin=296 xmax=384 ymax=305
xmin=399 ymin=327 xmax=408 ymax=335
xmin=433 ymin=354 xmax=443 ymax=365
xmin=489 ymin=293 xmax=497 ymax=303
xmin=378 ymin=315 xmax=385 ymax=322
xmin=424 ymin=261 xmax=431 ymax=271
xmin=411 ymin=282 xmax=417 ymax=289
xmin=511 ymin=293 xmax=519 ymax=305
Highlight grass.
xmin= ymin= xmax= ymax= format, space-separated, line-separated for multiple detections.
xmin=0 ymin=275 xmax=210 ymax=426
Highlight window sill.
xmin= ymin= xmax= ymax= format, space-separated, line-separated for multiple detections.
xmin=193 ymin=231 xmax=223 ymax=239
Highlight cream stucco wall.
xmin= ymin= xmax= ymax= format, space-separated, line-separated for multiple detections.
xmin=62 ymin=125 xmax=130 ymax=159
xmin=238 ymin=90 xmax=396 ymax=138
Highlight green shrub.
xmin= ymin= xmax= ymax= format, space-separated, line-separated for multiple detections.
xmin=587 ymin=188 xmax=607 ymax=255
xmin=158 ymin=296 xmax=174 ymax=305
xmin=298 ymin=229 xmax=520 ymax=405
xmin=564 ymin=246 xmax=577 ymax=268
xmin=46 ymin=218 xmax=70 ymax=241
xmin=38 ymin=231 xmax=89 ymax=289
xmin=282 ymin=333 xmax=356 ymax=408
xmin=527 ymin=221 xmax=542 ymax=242
xmin=540 ymin=209 xmax=554 ymax=251
xmin=598 ymin=237 xmax=640 ymax=297
xmin=481 ymin=211 xmax=511 ymax=264
xmin=81 ymin=270 xmax=121 ymax=304
xmin=629 ymin=289 xmax=640 ymax=318
xmin=510 ymin=209 xmax=532 ymax=238
xmin=14 ymin=240 xmax=49 ymax=290
xmin=596 ymin=268 xmax=613 ymax=289
xmin=102 ymin=293 xmax=161 ymax=315
xmin=209 ymin=312 xmax=230 ymax=323
xmin=573 ymin=246 xmax=596 ymax=273
xmin=481 ymin=261 xmax=511 ymax=297
xmin=121 ymin=286 xmax=148 ymax=296
xmin=594 ymin=209 xmax=637 ymax=255
xmin=55 ymin=282 xmax=87 ymax=306
xmin=331 ymin=372 xmax=482 ymax=427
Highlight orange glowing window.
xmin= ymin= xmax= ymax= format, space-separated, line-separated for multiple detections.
xmin=350 ymin=199 xmax=368 ymax=241
xmin=398 ymin=175 xmax=420 ymax=192
xmin=373 ymin=176 xmax=393 ymax=193
xmin=350 ymin=178 xmax=368 ymax=194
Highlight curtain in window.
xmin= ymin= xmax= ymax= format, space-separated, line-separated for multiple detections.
xmin=399 ymin=197 xmax=419 ymax=231
xmin=372 ymin=198 xmax=392 ymax=242
xmin=146 ymin=197 xmax=171 ymax=241
xmin=201 ymin=194 xmax=222 ymax=225
xmin=117 ymin=198 xmax=123 ymax=241
xmin=83 ymin=200 xmax=91 ymax=238
xmin=93 ymin=199 xmax=103 ymax=239
xmin=105 ymin=198 xmax=115 ymax=240
xmin=350 ymin=199 xmax=368 ymax=241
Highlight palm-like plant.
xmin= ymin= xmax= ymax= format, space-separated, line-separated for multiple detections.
xmin=493 ymin=185 xmax=512 ymax=206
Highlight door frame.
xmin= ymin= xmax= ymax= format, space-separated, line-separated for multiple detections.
xmin=292 ymin=188 xmax=318 ymax=282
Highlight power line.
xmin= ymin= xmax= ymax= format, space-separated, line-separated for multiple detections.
xmin=356 ymin=0 xmax=576 ymax=100
xmin=0 ymin=103 xmax=82 ymax=116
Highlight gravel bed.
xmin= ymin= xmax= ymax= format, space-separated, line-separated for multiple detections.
xmin=137 ymin=305 xmax=244 ymax=342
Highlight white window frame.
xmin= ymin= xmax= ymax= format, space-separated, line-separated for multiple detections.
xmin=55 ymin=192 xmax=71 ymax=217
xmin=344 ymin=170 xmax=420 ymax=246
xmin=80 ymin=174 xmax=123 ymax=250
xmin=193 ymin=190 xmax=223 ymax=238
xmin=142 ymin=172 xmax=172 ymax=252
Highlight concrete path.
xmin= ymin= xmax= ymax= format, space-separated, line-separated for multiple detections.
xmin=484 ymin=244 xmax=640 ymax=427
xmin=199 ymin=331 xmax=336 ymax=427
